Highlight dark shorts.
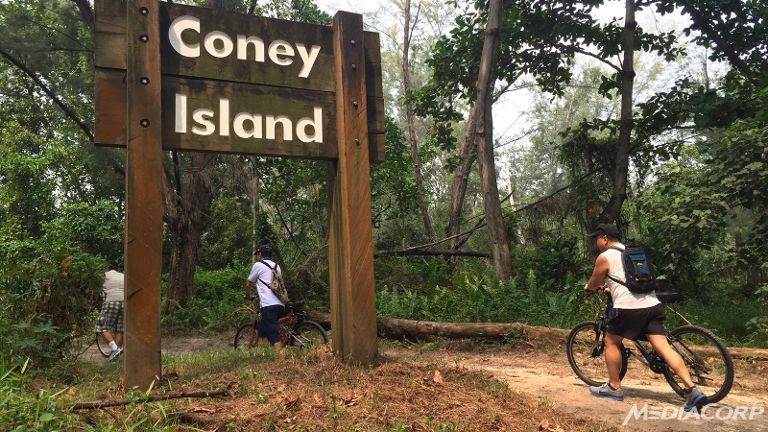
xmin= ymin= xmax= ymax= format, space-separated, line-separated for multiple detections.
xmin=606 ymin=303 xmax=666 ymax=340
xmin=258 ymin=305 xmax=286 ymax=344
xmin=96 ymin=301 xmax=124 ymax=333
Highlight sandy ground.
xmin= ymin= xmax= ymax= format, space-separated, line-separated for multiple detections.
xmin=81 ymin=332 xmax=768 ymax=431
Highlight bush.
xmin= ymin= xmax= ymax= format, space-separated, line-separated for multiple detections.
xmin=377 ymin=270 xmax=586 ymax=329
xmin=0 ymin=236 xmax=104 ymax=368
xmin=162 ymin=267 xmax=247 ymax=331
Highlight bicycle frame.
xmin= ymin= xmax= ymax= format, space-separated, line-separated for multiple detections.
xmin=596 ymin=295 xmax=669 ymax=374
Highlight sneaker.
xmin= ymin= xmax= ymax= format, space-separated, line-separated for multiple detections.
xmin=108 ymin=347 xmax=123 ymax=361
xmin=589 ymin=383 xmax=624 ymax=401
xmin=683 ymin=387 xmax=707 ymax=412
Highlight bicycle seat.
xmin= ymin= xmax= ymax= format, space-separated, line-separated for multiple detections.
xmin=656 ymin=291 xmax=683 ymax=304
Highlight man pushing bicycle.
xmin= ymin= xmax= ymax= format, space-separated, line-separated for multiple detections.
xmin=583 ymin=223 xmax=706 ymax=412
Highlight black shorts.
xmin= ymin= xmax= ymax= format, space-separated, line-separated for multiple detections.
xmin=606 ymin=303 xmax=666 ymax=340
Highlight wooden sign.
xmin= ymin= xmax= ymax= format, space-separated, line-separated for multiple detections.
xmin=95 ymin=0 xmax=384 ymax=162
xmin=95 ymin=0 xmax=381 ymax=390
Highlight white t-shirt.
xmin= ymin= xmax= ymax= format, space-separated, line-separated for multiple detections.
xmin=247 ymin=260 xmax=283 ymax=307
xmin=602 ymin=243 xmax=659 ymax=309
xmin=103 ymin=270 xmax=125 ymax=303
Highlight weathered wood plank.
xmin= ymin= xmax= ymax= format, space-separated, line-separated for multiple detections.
xmin=95 ymin=68 xmax=126 ymax=146
xmin=161 ymin=77 xmax=338 ymax=158
xmin=94 ymin=2 xmax=386 ymax=162
xmin=95 ymin=70 xmax=386 ymax=161
xmin=158 ymin=3 xmax=335 ymax=92
xmin=123 ymin=0 xmax=163 ymax=391
xmin=328 ymin=11 xmax=377 ymax=365
xmin=94 ymin=0 xmax=127 ymax=70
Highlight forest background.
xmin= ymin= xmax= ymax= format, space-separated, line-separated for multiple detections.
xmin=0 ymin=0 xmax=767 ymax=375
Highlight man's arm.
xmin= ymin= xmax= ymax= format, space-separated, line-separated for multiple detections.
xmin=584 ymin=254 xmax=610 ymax=292
xmin=244 ymin=280 xmax=255 ymax=300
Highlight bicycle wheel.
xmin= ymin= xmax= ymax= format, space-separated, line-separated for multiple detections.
xmin=95 ymin=333 xmax=111 ymax=357
xmin=290 ymin=321 xmax=328 ymax=349
xmin=566 ymin=321 xmax=628 ymax=387
xmin=234 ymin=323 xmax=260 ymax=350
xmin=663 ymin=325 xmax=734 ymax=403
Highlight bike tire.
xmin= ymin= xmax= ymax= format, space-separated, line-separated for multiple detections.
xmin=234 ymin=323 xmax=260 ymax=350
xmin=95 ymin=333 xmax=111 ymax=358
xmin=566 ymin=321 xmax=628 ymax=387
xmin=290 ymin=320 xmax=328 ymax=348
xmin=663 ymin=325 xmax=734 ymax=403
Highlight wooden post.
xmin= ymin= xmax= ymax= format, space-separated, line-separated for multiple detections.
xmin=124 ymin=0 xmax=163 ymax=390
xmin=327 ymin=11 xmax=377 ymax=365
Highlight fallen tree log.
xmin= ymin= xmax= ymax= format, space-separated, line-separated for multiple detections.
xmin=72 ymin=389 xmax=229 ymax=410
xmin=307 ymin=311 xmax=568 ymax=342
xmin=307 ymin=311 xmax=768 ymax=360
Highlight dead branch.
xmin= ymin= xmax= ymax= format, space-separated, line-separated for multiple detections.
xmin=374 ymin=249 xmax=491 ymax=258
xmin=72 ymin=389 xmax=229 ymax=410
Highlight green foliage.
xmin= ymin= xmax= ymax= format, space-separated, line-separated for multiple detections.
xmin=747 ymin=284 xmax=768 ymax=344
xmin=0 ymin=231 xmax=104 ymax=367
xmin=162 ymin=267 xmax=247 ymax=330
xmin=0 ymin=358 xmax=76 ymax=431
xmin=378 ymin=269 xmax=584 ymax=329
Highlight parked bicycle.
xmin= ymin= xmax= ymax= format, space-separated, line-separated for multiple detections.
xmin=566 ymin=291 xmax=734 ymax=403
xmin=233 ymin=301 xmax=328 ymax=350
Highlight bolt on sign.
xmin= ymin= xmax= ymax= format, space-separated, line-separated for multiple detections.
xmin=95 ymin=0 xmax=382 ymax=390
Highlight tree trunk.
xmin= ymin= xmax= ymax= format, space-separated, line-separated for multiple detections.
xmin=402 ymin=0 xmax=436 ymax=242
xmin=164 ymin=153 xmax=215 ymax=314
xmin=446 ymin=113 xmax=477 ymax=257
xmin=598 ymin=0 xmax=635 ymax=225
xmin=472 ymin=0 xmax=511 ymax=279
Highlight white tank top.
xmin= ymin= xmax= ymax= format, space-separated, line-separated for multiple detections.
xmin=602 ymin=243 xmax=659 ymax=309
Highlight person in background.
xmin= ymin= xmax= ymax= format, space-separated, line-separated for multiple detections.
xmin=96 ymin=264 xmax=124 ymax=361
xmin=244 ymin=244 xmax=285 ymax=351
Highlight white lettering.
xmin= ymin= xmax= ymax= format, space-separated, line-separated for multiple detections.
xmin=623 ymin=404 xmax=649 ymax=426
xmin=660 ymin=406 xmax=677 ymax=420
xmin=296 ymin=107 xmax=323 ymax=143
xmin=733 ymin=406 xmax=749 ymax=420
xmin=233 ymin=113 xmax=262 ymax=139
xmin=715 ymin=406 xmax=733 ymax=420
xmin=169 ymin=16 xmax=200 ymax=58
xmin=266 ymin=115 xmax=292 ymax=141
xmin=268 ymin=40 xmax=294 ymax=66
xmin=237 ymin=35 xmax=265 ymax=62
xmin=751 ymin=406 xmax=765 ymax=419
xmin=219 ymin=99 xmax=230 ymax=136
xmin=204 ymin=31 xmax=234 ymax=58
xmin=175 ymin=93 xmax=187 ymax=133
xmin=192 ymin=109 xmax=215 ymax=136
xmin=295 ymin=44 xmax=321 ymax=78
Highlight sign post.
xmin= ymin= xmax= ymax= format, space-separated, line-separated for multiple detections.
xmin=328 ymin=12 xmax=377 ymax=364
xmin=124 ymin=0 xmax=163 ymax=389
xmin=95 ymin=0 xmax=383 ymax=390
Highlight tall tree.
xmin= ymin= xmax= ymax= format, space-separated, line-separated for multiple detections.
xmin=598 ymin=0 xmax=636 ymax=225
xmin=402 ymin=0 xmax=436 ymax=242
xmin=471 ymin=0 xmax=511 ymax=278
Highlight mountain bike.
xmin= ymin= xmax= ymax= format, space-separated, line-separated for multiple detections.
xmin=233 ymin=301 xmax=328 ymax=349
xmin=566 ymin=291 xmax=734 ymax=403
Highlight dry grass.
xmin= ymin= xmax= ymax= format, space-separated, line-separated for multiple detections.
xmin=66 ymin=346 xmax=613 ymax=431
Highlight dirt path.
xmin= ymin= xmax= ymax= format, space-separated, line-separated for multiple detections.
xmin=83 ymin=333 xmax=768 ymax=431
xmin=402 ymin=345 xmax=768 ymax=432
